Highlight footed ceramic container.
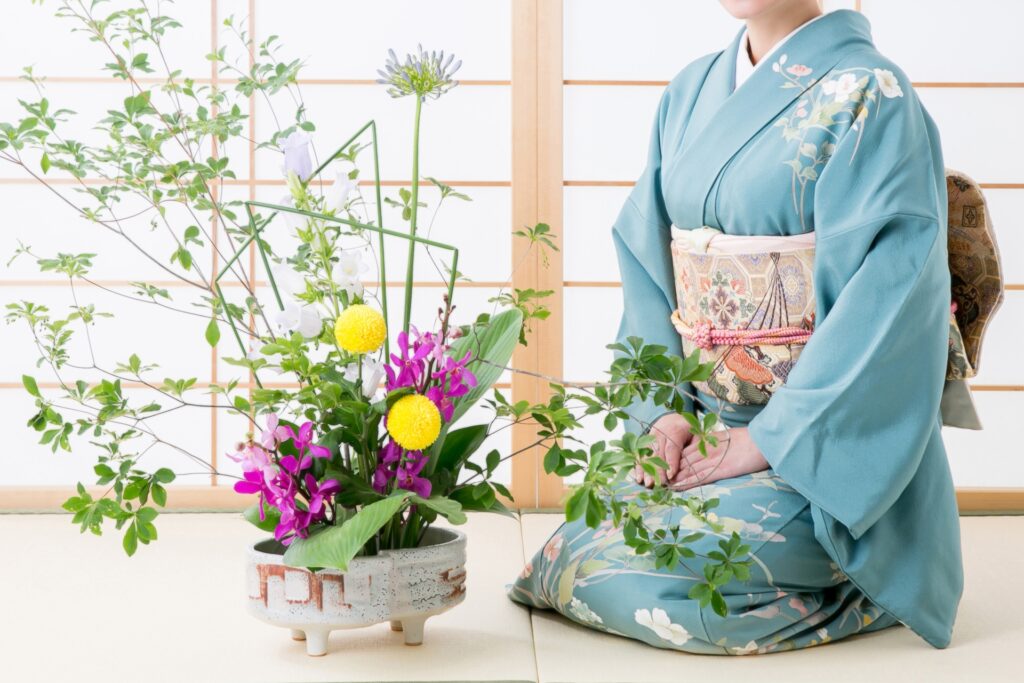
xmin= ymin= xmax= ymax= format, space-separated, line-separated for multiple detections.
xmin=246 ymin=527 xmax=467 ymax=656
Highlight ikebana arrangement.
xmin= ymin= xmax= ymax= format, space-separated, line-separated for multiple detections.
xmin=3 ymin=1 xmax=748 ymax=655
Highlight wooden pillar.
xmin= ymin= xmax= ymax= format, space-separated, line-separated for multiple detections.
xmin=510 ymin=0 xmax=565 ymax=509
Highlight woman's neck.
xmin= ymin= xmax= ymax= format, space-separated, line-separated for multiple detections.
xmin=745 ymin=2 xmax=823 ymax=65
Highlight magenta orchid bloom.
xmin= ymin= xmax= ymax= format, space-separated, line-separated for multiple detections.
xmin=425 ymin=386 xmax=455 ymax=421
xmin=372 ymin=441 xmax=405 ymax=493
xmin=284 ymin=421 xmax=331 ymax=459
xmin=227 ymin=443 xmax=274 ymax=475
xmin=305 ymin=475 xmax=341 ymax=517
xmin=385 ymin=328 xmax=436 ymax=390
xmin=394 ymin=451 xmax=432 ymax=498
xmin=372 ymin=441 xmax=432 ymax=498
xmin=261 ymin=413 xmax=290 ymax=450
xmin=279 ymin=453 xmax=312 ymax=475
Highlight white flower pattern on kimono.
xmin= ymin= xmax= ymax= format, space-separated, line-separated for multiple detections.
xmin=773 ymin=59 xmax=905 ymax=229
xmin=821 ymin=73 xmax=859 ymax=103
xmin=873 ymin=68 xmax=903 ymax=98
xmin=634 ymin=608 xmax=691 ymax=646
xmin=731 ymin=640 xmax=760 ymax=655
xmin=569 ymin=598 xmax=604 ymax=625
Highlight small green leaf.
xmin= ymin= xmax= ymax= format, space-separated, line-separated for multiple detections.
xmin=22 ymin=375 xmax=41 ymax=398
xmin=123 ymin=524 xmax=138 ymax=556
xmin=205 ymin=319 xmax=220 ymax=347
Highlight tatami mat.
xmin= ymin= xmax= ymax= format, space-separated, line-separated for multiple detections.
xmin=3 ymin=512 xmax=1021 ymax=682
xmin=0 ymin=512 xmax=536 ymax=683
xmin=519 ymin=514 xmax=1024 ymax=683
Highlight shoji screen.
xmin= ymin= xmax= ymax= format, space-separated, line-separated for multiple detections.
xmin=0 ymin=1 xmax=515 ymax=505
xmin=558 ymin=0 xmax=1024 ymax=504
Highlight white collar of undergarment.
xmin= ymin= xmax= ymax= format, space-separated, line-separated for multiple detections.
xmin=735 ymin=12 xmax=828 ymax=88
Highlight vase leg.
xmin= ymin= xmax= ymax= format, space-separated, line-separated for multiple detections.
xmin=290 ymin=629 xmax=306 ymax=641
xmin=304 ymin=629 xmax=329 ymax=657
xmin=389 ymin=620 xmax=403 ymax=632
xmin=401 ymin=616 xmax=426 ymax=646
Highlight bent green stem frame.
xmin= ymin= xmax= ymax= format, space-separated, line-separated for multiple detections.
xmin=215 ymin=197 xmax=459 ymax=389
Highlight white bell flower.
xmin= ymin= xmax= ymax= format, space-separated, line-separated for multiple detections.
xmin=342 ymin=355 xmax=386 ymax=399
xmin=272 ymin=300 xmax=322 ymax=339
xmin=329 ymin=170 xmax=357 ymax=213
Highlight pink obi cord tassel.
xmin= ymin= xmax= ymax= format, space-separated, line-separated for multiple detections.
xmin=682 ymin=317 xmax=813 ymax=351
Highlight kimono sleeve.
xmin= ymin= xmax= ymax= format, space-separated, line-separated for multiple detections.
xmin=747 ymin=73 xmax=951 ymax=540
xmin=611 ymin=88 xmax=695 ymax=434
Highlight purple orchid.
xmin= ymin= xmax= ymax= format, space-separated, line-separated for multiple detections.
xmin=261 ymin=413 xmax=290 ymax=450
xmin=372 ymin=440 xmax=405 ymax=493
xmin=284 ymin=421 xmax=332 ymax=459
xmin=231 ymin=419 xmax=342 ymax=546
xmin=385 ymin=328 xmax=435 ymax=390
xmin=372 ymin=441 xmax=432 ymax=498
xmin=227 ymin=443 xmax=274 ymax=476
xmin=394 ymin=451 xmax=432 ymax=498
xmin=305 ymin=475 xmax=341 ymax=517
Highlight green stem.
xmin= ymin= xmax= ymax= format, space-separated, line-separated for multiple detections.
xmin=370 ymin=123 xmax=390 ymax=359
xmin=402 ymin=97 xmax=423 ymax=332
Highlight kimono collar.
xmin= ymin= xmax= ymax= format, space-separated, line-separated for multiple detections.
xmin=666 ymin=10 xmax=875 ymax=229
xmin=735 ymin=12 xmax=828 ymax=89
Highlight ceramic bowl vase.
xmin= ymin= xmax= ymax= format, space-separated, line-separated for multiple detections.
xmin=246 ymin=526 xmax=467 ymax=656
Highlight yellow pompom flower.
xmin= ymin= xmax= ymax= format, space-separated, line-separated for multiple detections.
xmin=334 ymin=304 xmax=386 ymax=354
xmin=387 ymin=394 xmax=442 ymax=451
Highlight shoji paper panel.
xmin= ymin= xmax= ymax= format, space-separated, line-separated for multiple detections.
xmin=0 ymin=0 xmax=513 ymax=491
xmin=863 ymin=0 xmax=1024 ymax=82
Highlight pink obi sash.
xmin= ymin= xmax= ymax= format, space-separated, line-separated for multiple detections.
xmin=669 ymin=226 xmax=817 ymax=406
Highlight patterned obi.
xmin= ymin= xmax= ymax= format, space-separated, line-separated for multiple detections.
xmin=670 ymin=225 xmax=973 ymax=407
xmin=669 ymin=226 xmax=816 ymax=406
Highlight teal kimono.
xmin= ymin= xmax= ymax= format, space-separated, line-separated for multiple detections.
xmin=510 ymin=10 xmax=963 ymax=653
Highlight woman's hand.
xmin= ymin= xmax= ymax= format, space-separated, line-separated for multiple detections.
xmin=668 ymin=427 xmax=770 ymax=490
xmin=633 ymin=413 xmax=694 ymax=488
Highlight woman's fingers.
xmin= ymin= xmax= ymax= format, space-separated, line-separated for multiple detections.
xmin=675 ymin=454 xmax=722 ymax=482
xmin=663 ymin=434 xmax=684 ymax=481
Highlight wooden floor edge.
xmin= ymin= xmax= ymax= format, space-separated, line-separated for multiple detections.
xmin=1 ymin=486 xmax=1021 ymax=514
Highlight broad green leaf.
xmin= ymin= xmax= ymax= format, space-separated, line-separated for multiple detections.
xmin=444 ymin=308 xmax=523 ymax=424
xmin=283 ymin=492 xmax=411 ymax=570
xmin=433 ymin=423 xmax=488 ymax=474
xmin=243 ymin=501 xmax=281 ymax=532
xmin=411 ymin=495 xmax=467 ymax=525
